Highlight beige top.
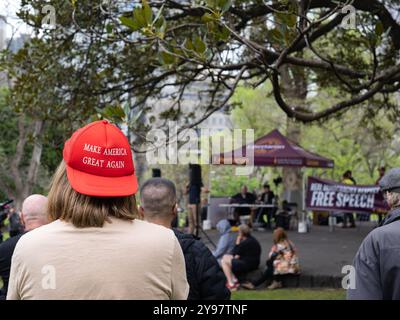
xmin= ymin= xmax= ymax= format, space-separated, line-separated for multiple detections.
xmin=7 ymin=217 xmax=189 ymax=300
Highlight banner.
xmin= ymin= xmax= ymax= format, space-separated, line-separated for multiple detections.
xmin=306 ymin=176 xmax=388 ymax=213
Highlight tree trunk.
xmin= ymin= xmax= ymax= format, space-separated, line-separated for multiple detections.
xmin=21 ymin=119 xmax=45 ymax=204
xmin=8 ymin=117 xmax=45 ymax=210
xmin=280 ymin=64 xmax=307 ymax=209
xmin=10 ymin=114 xmax=27 ymax=205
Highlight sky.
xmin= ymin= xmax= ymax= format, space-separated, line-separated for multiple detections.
xmin=0 ymin=0 xmax=31 ymax=38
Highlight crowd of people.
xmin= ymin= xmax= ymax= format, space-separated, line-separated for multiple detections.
xmin=0 ymin=120 xmax=302 ymax=300
xmin=1 ymin=119 xmax=398 ymax=300
xmin=228 ymin=183 xmax=299 ymax=231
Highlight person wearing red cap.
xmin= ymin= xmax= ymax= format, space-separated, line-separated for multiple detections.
xmin=7 ymin=120 xmax=189 ymax=300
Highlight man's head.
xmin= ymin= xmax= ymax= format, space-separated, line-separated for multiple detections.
xmin=343 ymin=170 xmax=352 ymax=179
xmin=241 ymin=185 xmax=248 ymax=195
xmin=139 ymin=178 xmax=177 ymax=228
xmin=379 ymin=166 xmax=386 ymax=177
xmin=379 ymin=168 xmax=400 ymax=208
xmin=20 ymin=194 xmax=49 ymax=231
xmin=263 ymin=184 xmax=270 ymax=192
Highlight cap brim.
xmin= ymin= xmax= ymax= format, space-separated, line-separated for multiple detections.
xmin=383 ymin=187 xmax=400 ymax=193
xmin=66 ymin=165 xmax=138 ymax=197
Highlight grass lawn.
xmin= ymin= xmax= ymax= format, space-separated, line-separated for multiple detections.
xmin=0 ymin=276 xmax=344 ymax=300
xmin=231 ymin=288 xmax=346 ymax=300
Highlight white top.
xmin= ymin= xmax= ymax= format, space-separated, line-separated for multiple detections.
xmin=7 ymin=217 xmax=189 ymax=300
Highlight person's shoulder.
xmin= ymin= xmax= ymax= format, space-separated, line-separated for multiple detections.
xmin=356 ymin=222 xmax=397 ymax=257
xmin=368 ymin=220 xmax=400 ymax=244
xmin=134 ymin=219 xmax=175 ymax=237
xmin=368 ymin=220 xmax=397 ymax=236
xmin=173 ymin=229 xmax=194 ymax=240
xmin=249 ymin=234 xmax=260 ymax=242
xmin=173 ymin=229 xmax=198 ymax=250
xmin=189 ymin=237 xmax=215 ymax=264
xmin=249 ymin=235 xmax=262 ymax=247
xmin=173 ymin=229 xmax=210 ymax=252
xmin=14 ymin=221 xmax=61 ymax=252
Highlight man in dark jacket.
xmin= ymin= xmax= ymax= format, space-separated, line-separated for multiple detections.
xmin=139 ymin=177 xmax=230 ymax=300
xmin=347 ymin=168 xmax=400 ymax=300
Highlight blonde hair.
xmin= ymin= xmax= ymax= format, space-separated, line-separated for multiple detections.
xmin=388 ymin=191 xmax=400 ymax=208
xmin=239 ymin=224 xmax=251 ymax=237
xmin=48 ymin=161 xmax=137 ymax=228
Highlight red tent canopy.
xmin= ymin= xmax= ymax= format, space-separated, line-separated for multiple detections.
xmin=213 ymin=129 xmax=334 ymax=168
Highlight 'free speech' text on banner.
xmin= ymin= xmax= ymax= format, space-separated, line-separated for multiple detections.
xmin=305 ymin=176 xmax=388 ymax=214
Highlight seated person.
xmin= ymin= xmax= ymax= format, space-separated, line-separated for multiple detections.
xmin=260 ymin=184 xmax=275 ymax=204
xmin=221 ymin=224 xmax=261 ymax=291
xmin=255 ymin=184 xmax=276 ymax=228
xmin=242 ymin=227 xmax=300 ymax=290
xmin=213 ymin=219 xmax=237 ymax=264
xmin=230 ymin=185 xmax=256 ymax=225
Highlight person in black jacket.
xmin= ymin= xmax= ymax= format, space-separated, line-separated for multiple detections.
xmin=221 ymin=224 xmax=261 ymax=291
xmin=139 ymin=177 xmax=230 ymax=300
xmin=348 ymin=168 xmax=400 ymax=300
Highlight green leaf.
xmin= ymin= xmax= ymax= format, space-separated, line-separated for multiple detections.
xmin=134 ymin=6 xmax=146 ymax=28
xmin=206 ymin=0 xmax=218 ymax=9
xmin=105 ymin=105 xmax=126 ymax=122
xmin=217 ymin=25 xmax=230 ymax=41
xmin=194 ymin=36 xmax=206 ymax=54
xmin=153 ymin=4 xmax=165 ymax=26
xmin=184 ymin=39 xmax=194 ymax=51
xmin=268 ymin=28 xmax=283 ymax=43
xmin=119 ymin=16 xmax=140 ymax=31
xmin=201 ymin=13 xmax=215 ymax=23
xmin=106 ymin=23 xmax=113 ymax=34
xmin=155 ymin=16 xmax=166 ymax=30
xmin=130 ymin=107 xmax=145 ymax=125
xmin=155 ymin=17 xmax=167 ymax=39
xmin=142 ymin=0 xmax=153 ymax=25
xmin=276 ymin=12 xmax=297 ymax=28
xmin=286 ymin=13 xmax=297 ymax=28
xmin=160 ymin=17 xmax=167 ymax=34
xmin=375 ymin=21 xmax=384 ymax=37
xmin=219 ymin=0 xmax=232 ymax=13
xmin=160 ymin=51 xmax=175 ymax=65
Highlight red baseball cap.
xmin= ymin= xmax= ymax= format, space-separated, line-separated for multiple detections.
xmin=63 ymin=120 xmax=138 ymax=197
